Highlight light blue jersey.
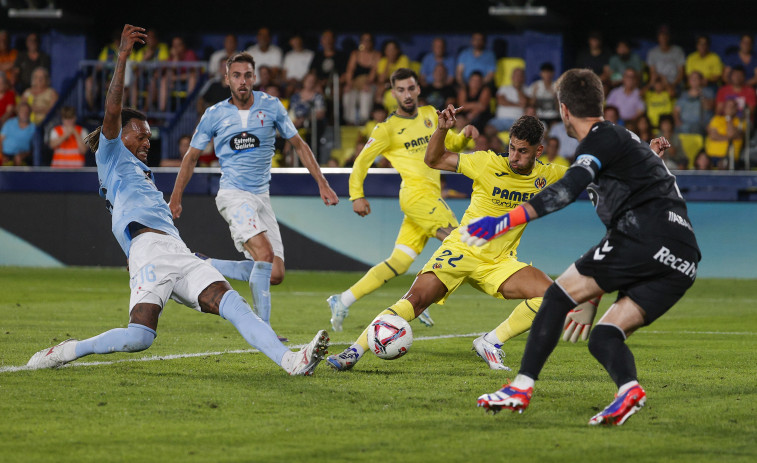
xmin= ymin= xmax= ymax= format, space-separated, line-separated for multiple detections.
xmin=191 ymin=91 xmax=298 ymax=193
xmin=96 ymin=131 xmax=180 ymax=256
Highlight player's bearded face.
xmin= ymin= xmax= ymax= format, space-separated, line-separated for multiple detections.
xmin=508 ymin=136 xmax=541 ymax=174
xmin=392 ymin=77 xmax=420 ymax=115
xmin=227 ymin=62 xmax=255 ymax=104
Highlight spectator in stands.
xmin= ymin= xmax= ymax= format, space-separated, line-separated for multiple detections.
xmin=197 ymin=58 xmax=230 ymax=115
xmin=289 ymin=71 xmax=326 ymax=160
xmin=455 ymin=32 xmax=496 ymax=85
xmin=12 ymin=33 xmax=50 ymax=94
xmin=208 ymin=34 xmax=239 ymax=81
xmin=645 ymin=75 xmax=675 ymax=128
xmin=723 ymin=34 xmax=757 ymax=88
xmin=343 ymin=32 xmax=380 ymax=125
xmin=705 ymin=99 xmax=745 ymax=169
xmin=252 ymin=65 xmax=273 ymax=92
xmin=160 ymin=134 xmax=190 ymax=167
xmin=159 ymin=36 xmax=198 ymax=111
xmin=631 ymin=113 xmax=653 ymax=143
xmin=129 ymin=28 xmax=169 ymax=110
xmin=609 ymin=39 xmax=644 ymax=88
xmin=85 ymin=30 xmax=121 ymax=111
xmin=0 ymin=101 xmax=34 ymax=166
xmin=357 ymin=104 xmax=388 ymax=146
xmin=575 ymin=31 xmax=611 ymax=86
xmin=457 ymin=70 xmax=492 ymax=131
xmin=0 ymin=73 xmax=15 ymax=126
xmin=310 ymin=29 xmax=347 ymax=91
xmin=716 ymin=65 xmax=756 ymax=120
xmin=0 ymin=30 xmax=17 ymax=84
xmin=246 ymin=27 xmax=283 ymax=81
xmin=646 ymin=25 xmax=685 ymax=93
xmin=657 ymin=114 xmax=689 ymax=170
xmin=604 ymin=104 xmax=622 ymax=126
xmin=685 ymin=35 xmax=723 ymax=88
xmin=606 ymin=68 xmax=645 ymax=123
xmin=526 ymin=62 xmax=559 ymax=125
xmin=674 ymin=70 xmax=715 ymax=134
xmin=420 ymin=63 xmax=457 ymax=111
xmin=376 ymin=40 xmax=410 ymax=106
xmin=440 ymin=175 xmax=468 ymax=199
xmin=48 ymin=106 xmax=87 ymax=169
xmin=488 ymin=67 xmax=527 ymax=132
xmin=540 ymin=136 xmax=570 ymax=167
xmin=420 ymin=37 xmax=455 ymax=86
xmin=282 ymin=34 xmax=315 ymax=95
xmin=693 ymin=150 xmax=712 ymax=170
xmin=21 ymin=67 xmax=57 ymax=125
xmin=548 ymin=120 xmax=578 ymax=160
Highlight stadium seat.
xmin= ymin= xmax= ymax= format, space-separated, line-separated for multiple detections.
xmin=497 ymin=131 xmax=510 ymax=146
xmin=330 ymin=126 xmax=362 ymax=165
xmin=678 ymin=133 xmax=704 ymax=166
xmin=495 ymin=57 xmax=526 ymax=88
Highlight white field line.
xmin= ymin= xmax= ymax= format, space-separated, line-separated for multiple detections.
xmin=1 ymin=330 xmax=754 ymax=374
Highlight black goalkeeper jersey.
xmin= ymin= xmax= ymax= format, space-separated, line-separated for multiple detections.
xmin=573 ymin=121 xmax=688 ymax=230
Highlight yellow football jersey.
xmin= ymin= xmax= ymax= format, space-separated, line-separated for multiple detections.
xmin=349 ymin=105 xmax=469 ymax=200
xmin=454 ymin=151 xmax=567 ymax=261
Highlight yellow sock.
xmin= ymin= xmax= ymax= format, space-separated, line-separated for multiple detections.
xmin=493 ymin=297 xmax=543 ymax=343
xmin=349 ymin=248 xmax=414 ymax=300
xmin=355 ymin=299 xmax=416 ymax=351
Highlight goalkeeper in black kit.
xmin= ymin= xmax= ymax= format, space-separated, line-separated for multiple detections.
xmin=468 ymin=68 xmax=701 ymax=426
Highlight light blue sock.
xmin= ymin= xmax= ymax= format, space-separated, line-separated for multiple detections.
xmin=250 ymin=261 xmax=273 ymax=324
xmin=74 ymin=323 xmax=156 ymax=358
xmin=219 ymin=290 xmax=287 ymax=365
xmin=209 ymin=258 xmax=255 ymax=282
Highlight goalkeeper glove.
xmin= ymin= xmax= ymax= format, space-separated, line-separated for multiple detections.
xmin=562 ymin=298 xmax=599 ymax=342
xmin=460 ymin=205 xmax=530 ymax=247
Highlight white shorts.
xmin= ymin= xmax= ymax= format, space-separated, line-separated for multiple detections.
xmin=128 ymin=233 xmax=226 ymax=312
xmin=215 ymin=188 xmax=285 ymax=261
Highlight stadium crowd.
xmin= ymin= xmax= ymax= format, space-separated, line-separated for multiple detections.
xmin=0 ymin=25 xmax=755 ymax=170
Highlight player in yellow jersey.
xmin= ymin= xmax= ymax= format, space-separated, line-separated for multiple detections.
xmin=327 ymin=111 xmax=599 ymax=371
xmin=327 ymin=68 xmax=478 ymax=331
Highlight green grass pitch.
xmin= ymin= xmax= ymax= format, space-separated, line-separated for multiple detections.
xmin=1 ymin=267 xmax=755 ymax=462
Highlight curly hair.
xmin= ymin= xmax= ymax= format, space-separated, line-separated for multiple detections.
xmin=509 ymin=115 xmax=545 ymax=146
xmin=84 ymin=108 xmax=147 ymax=152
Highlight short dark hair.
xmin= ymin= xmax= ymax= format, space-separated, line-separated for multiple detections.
xmin=390 ymin=68 xmax=418 ymax=87
xmin=556 ymin=69 xmax=604 ymax=118
xmin=540 ymin=62 xmax=555 ymax=72
xmin=227 ymin=52 xmax=256 ymax=71
xmin=509 ymin=115 xmax=545 ymax=146
xmin=731 ymin=64 xmax=746 ymax=74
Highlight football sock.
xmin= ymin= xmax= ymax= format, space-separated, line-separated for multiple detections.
xmin=618 ymin=380 xmax=640 ymax=396
xmin=74 ymin=323 xmax=156 ymax=358
xmin=209 ymin=258 xmax=255 ymax=282
xmin=349 ymin=247 xmax=415 ymax=301
xmin=518 ymin=282 xmax=576 ymax=380
xmin=485 ymin=297 xmax=543 ymax=345
xmin=588 ymin=324 xmax=638 ymax=388
xmin=219 ymin=290 xmax=288 ymax=365
xmin=339 ymin=290 xmax=357 ymax=308
xmin=249 ymin=261 xmax=273 ymax=324
xmin=510 ymin=374 xmax=535 ymax=390
xmin=355 ymin=299 xmax=416 ymax=352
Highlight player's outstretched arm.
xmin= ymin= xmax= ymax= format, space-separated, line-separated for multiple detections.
xmin=425 ymin=104 xmax=460 ymax=172
xmin=102 ymin=25 xmax=146 ymax=140
xmin=168 ymin=146 xmax=203 ymax=218
xmin=289 ymin=134 xmax=339 ymax=206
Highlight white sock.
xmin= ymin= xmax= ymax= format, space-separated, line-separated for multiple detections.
xmin=511 ymin=374 xmax=535 ymax=390
xmin=618 ymin=380 xmax=639 ymax=396
xmin=349 ymin=343 xmax=365 ymax=357
xmin=340 ymin=290 xmax=357 ymax=308
xmin=483 ymin=330 xmax=503 ymax=346
xmin=62 ymin=341 xmax=79 ymax=362
xmin=280 ymin=350 xmax=296 ymax=372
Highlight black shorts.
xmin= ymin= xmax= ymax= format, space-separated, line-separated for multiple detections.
xmin=575 ymin=228 xmax=700 ymax=325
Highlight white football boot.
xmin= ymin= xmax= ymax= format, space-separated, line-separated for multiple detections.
xmin=283 ymin=330 xmax=329 ymax=376
xmin=327 ymin=295 xmax=349 ymax=332
xmin=326 ymin=347 xmax=361 ymax=371
xmin=417 ymin=309 xmax=435 ymax=327
xmin=27 ymin=339 xmax=78 ymax=369
xmin=472 ymin=335 xmax=511 ymax=370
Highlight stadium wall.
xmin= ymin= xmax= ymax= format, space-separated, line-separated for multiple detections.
xmin=0 ymin=169 xmax=755 ymax=278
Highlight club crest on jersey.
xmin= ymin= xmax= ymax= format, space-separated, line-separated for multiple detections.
xmin=230 ymin=132 xmax=261 ymax=152
xmin=424 ymin=118 xmax=433 ymax=128
xmin=257 ymin=111 xmax=266 ymax=127
xmin=534 ymin=176 xmax=547 ymax=189
xmin=432 ymin=263 xmax=442 ymax=269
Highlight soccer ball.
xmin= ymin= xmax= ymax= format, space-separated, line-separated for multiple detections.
xmin=367 ymin=314 xmax=413 ymax=360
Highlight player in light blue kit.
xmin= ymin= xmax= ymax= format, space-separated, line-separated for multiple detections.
xmin=169 ymin=52 xmax=339 ymax=329
xmin=26 ymin=25 xmax=329 ymax=376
